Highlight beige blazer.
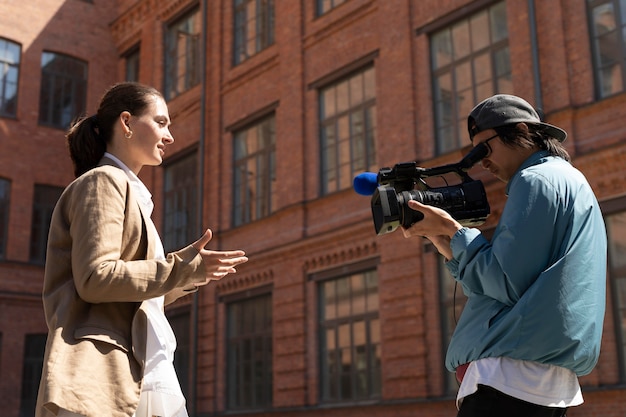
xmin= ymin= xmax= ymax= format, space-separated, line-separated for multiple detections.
xmin=36 ymin=160 xmax=206 ymax=417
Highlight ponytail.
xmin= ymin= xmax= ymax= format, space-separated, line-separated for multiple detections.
xmin=66 ymin=115 xmax=106 ymax=178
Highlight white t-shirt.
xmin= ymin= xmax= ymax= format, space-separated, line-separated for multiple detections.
xmin=457 ymin=357 xmax=583 ymax=410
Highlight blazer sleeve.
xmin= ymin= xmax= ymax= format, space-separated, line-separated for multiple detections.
xmin=66 ymin=168 xmax=206 ymax=303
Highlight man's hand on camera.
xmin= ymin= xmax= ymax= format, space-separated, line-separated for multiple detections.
xmin=402 ymin=200 xmax=463 ymax=260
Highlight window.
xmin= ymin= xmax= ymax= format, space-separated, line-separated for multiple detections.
xmin=167 ymin=308 xmax=191 ymax=400
xmin=316 ymin=0 xmax=346 ymax=16
xmin=19 ymin=334 xmax=47 ymax=417
xmin=607 ymin=210 xmax=626 ymax=381
xmin=0 ymin=178 xmax=10 ymax=259
xmin=227 ymin=293 xmax=273 ymax=409
xmin=0 ymin=38 xmax=20 ymax=118
xmin=125 ymin=46 xmax=140 ymax=82
xmin=319 ymin=270 xmax=381 ymax=402
xmin=439 ymin=256 xmax=467 ymax=394
xmin=319 ymin=66 xmax=376 ymax=195
xmin=588 ymin=0 xmax=626 ymax=98
xmin=29 ymin=185 xmax=63 ymax=264
xmin=233 ymin=115 xmax=276 ymax=227
xmin=165 ymin=7 xmax=201 ymax=100
xmin=430 ymin=1 xmax=511 ymax=154
xmin=233 ymin=0 xmax=275 ymax=65
xmin=38 ymin=52 xmax=87 ymax=129
xmin=163 ymin=153 xmax=197 ymax=253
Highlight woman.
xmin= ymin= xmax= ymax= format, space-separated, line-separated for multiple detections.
xmin=36 ymin=82 xmax=248 ymax=417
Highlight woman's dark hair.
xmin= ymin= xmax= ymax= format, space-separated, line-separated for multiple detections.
xmin=494 ymin=123 xmax=571 ymax=162
xmin=66 ymin=82 xmax=163 ymax=177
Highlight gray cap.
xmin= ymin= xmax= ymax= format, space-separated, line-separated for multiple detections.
xmin=467 ymin=94 xmax=567 ymax=142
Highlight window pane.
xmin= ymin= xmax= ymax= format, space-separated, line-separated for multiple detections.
xmin=323 ymin=280 xmax=337 ymax=320
xmin=490 ymin=1 xmax=508 ymax=42
xmin=431 ymin=30 xmax=453 ymax=69
xmin=363 ymin=67 xmax=376 ymax=99
xmin=455 ymin=61 xmax=472 ymax=92
xmin=451 ymin=21 xmax=470 ymax=60
xmin=349 ymin=74 xmax=364 ymax=106
xmin=470 ymin=12 xmax=490 ymax=51
xmin=494 ymin=46 xmax=513 ymax=92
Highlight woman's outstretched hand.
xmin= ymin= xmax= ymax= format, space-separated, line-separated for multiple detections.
xmin=192 ymin=229 xmax=248 ymax=286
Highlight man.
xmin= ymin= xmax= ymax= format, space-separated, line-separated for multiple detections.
xmin=403 ymin=94 xmax=606 ymax=417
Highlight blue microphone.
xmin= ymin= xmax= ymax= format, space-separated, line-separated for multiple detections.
xmin=353 ymin=172 xmax=379 ymax=196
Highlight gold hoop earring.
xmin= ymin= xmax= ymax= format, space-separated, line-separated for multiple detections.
xmin=125 ymin=131 xmax=133 ymax=139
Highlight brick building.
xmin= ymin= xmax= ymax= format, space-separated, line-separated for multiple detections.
xmin=1 ymin=0 xmax=626 ymax=416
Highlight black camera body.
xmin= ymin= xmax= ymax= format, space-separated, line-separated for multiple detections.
xmin=370 ymin=147 xmax=491 ymax=235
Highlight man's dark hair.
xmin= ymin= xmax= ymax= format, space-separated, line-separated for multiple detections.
xmin=494 ymin=124 xmax=571 ymax=162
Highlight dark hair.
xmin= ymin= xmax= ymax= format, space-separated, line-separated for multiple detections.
xmin=66 ymin=82 xmax=163 ymax=177
xmin=494 ymin=123 xmax=571 ymax=162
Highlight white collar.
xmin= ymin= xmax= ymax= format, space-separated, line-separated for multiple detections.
xmin=104 ymin=152 xmax=154 ymax=215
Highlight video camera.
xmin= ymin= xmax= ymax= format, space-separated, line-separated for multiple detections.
xmin=355 ymin=145 xmax=491 ymax=235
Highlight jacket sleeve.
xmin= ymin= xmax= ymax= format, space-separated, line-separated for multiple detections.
xmin=446 ymin=171 xmax=561 ymax=306
xmin=67 ymin=168 xmax=207 ymax=303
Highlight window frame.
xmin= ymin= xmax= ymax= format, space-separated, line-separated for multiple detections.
xmin=166 ymin=306 xmax=192 ymax=400
xmin=29 ymin=184 xmax=63 ymax=265
xmin=224 ymin=286 xmax=273 ymax=410
xmin=587 ymin=0 xmax=626 ymax=99
xmin=312 ymin=258 xmax=381 ymax=404
xmin=19 ymin=333 xmax=47 ymax=417
xmin=602 ymin=195 xmax=626 ymax=382
xmin=428 ymin=1 xmax=511 ymax=154
xmin=0 ymin=177 xmax=10 ymax=260
xmin=315 ymin=0 xmax=346 ymax=16
xmin=232 ymin=114 xmax=276 ymax=227
xmin=162 ymin=150 xmax=198 ymax=253
xmin=38 ymin=51 xmax=87 ymax=129
xmin=233 ymin=0 xmax=275 ymax=65
xmin=318 ymin=65 xmax=377 ymax=195
xmin=164 ymin=6 xmax=202 ymax=100
xmin=124 ymin=44 xmax=141 ymax=82
xmin=0 ymin=37 xmax=21 ymax=118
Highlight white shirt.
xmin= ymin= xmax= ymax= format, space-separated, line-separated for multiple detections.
xmin=457 ymin=357 xmax=583 ymax=409
xmin=104 ymin=153 xmax=188 ymax=417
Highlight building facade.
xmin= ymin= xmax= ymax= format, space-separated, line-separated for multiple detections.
xmin=1 ymin=0 xmax=626 ymax=416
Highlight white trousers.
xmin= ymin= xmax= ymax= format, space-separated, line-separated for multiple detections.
xmin=57 ymin=410 xmax=84 ymax=417
xmin=57 ymin=409 xmax=141 ymax=417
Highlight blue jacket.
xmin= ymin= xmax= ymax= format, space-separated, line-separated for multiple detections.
xmin=445 ymin=151 xmax=606 ymax=376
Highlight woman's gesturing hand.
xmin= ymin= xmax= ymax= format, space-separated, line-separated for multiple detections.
xmin=192 ymin=229 xmax=248 ymax=286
